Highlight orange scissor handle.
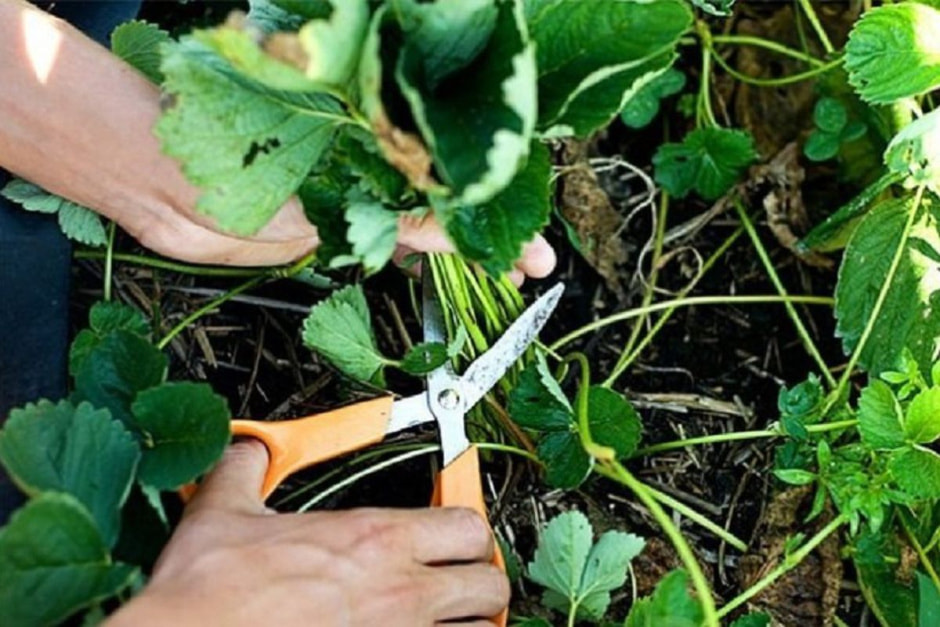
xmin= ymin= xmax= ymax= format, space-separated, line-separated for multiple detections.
xmin=432 ymin=445 xmax=508 ymax=627
xmin=232 ymin=396 xmax=395 ymax=500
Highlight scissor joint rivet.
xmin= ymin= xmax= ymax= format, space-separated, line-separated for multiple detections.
xmin=438 ymin=389 xmax=461 ymax=410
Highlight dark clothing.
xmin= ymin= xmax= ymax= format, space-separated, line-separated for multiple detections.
xmin=0 ymin=0 xmax=143 ymax=523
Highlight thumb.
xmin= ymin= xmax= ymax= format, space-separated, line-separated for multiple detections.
xmin=186 ymin=440 xmax=271 ymax=516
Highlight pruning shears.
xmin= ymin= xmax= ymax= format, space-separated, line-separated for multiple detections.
xmin=226 ymin=275 xmax=563 ymax=626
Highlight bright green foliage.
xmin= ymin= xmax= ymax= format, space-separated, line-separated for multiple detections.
xmin=729 ymin=613 xmax=771 ymax=627
xmin=69 ymin=302 xmax=150 ymax=376
xmin=442 ymin=142 xmax=552 ymax=275
xmin=110 ymin=20 xmax=171 ymax=84
xmin=885 ymin=108 xmax=940 ymax=195
xmin=526 ymin=0 xmax=691 ymax=137
xmin=858 ymin=380 xmax=906 ymax=450
xmin=882 ymin=348 xmax=931 ymax=400
xmin=399 ymin=342 xmax=448 ymax=375
xmin=73 ymin=331 xmax=168 ymax=427
xmin=527 ymin=511 xmax=645 ymax=622
xmin=397 ymin=0 xmax=536 ymax=206
xmin=690 ymin=0 xmax=735 ymax=18
xmin=805 ymin=97 xmax=867 ymax=162
xmin=904 ymin=387 xmax=940 ymax=443
xmin=891 ymin=447 xmax=940 ymax=499
xmin=0 ymin=494 xmax=136 ymax=626
xmin=835 ymin=197 xmax=940 ymax=376
xmin=623 ymin=569 xmax=704 ymax=627
xmin=509 ymin=361 xmax=642 ymax=488
xmin=336 ymin=201 xmax=400 ymax=274
xmin=653 ymin=127 xmax=757 ymax=200
xmin=296 ymin=0 xmax=369 ymax=89
xmin=0 ymin=401 xmax=139 ymax=547
xmin=302 ymin=285 xmax=388 ymax=383
xmin=130 ymin=383 xmax=231 ymax=490
xmin=845 ymin=3 xmax=940 ymax=104
xmin=918 ymin=572 xmax=940 ymax=627
xmin=156 ymin=38 xmax=344 ymax=236
xmin=620 ymin=68 xmax=685 ymax=129
xmin=0 ymin=179 xmax=107 ymax=246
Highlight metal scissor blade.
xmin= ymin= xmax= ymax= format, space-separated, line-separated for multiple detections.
xmin=386 ymin=393 xmax=436 ymax=435
xmin=459 ymin=283 xmax=564 ymax=409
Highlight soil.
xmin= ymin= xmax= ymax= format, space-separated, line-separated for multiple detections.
xmin=66 ymin=1 xmax=880 ymax=625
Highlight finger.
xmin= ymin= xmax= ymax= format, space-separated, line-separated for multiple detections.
xmin=407 ymin=508 xmax=494 ymax=565
xmin=253 ymin=197 xmax=320 ymax=242
xmin=424 ymin=563 xmax=510 ymax=621
xmin=514 ymin=235 xmax=556 ymax=279
xmin=186 ymin=440 xmax=270 ymax=516
xmin=507 ymin=268 xmax=525 ymax=287
xmin=397 ymin=212 xmax=455 ymax=254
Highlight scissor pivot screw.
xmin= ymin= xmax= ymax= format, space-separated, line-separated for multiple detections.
xmin=438 ymin=389 xmax=461 ymax=410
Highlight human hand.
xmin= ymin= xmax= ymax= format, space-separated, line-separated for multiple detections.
xmin=107 ymin=441 xmax=510 ymax=627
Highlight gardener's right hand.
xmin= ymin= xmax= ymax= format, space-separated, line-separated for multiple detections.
xmin=107 ymin=441 xmax=509 ymax=627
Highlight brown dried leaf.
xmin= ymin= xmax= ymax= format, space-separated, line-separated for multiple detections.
xmin=372 ymin=111 xmax=436 ymax=191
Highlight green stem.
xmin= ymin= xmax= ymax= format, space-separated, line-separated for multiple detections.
xmin=835 ymin=186 xmax=925 ymax=399
xmin=795 ymin=0 xmax=835 ymax=54
xmin=566 ymin=353 xmax=616 ymax=461
xmin=698 ymin=44 xmax=717 ymax=127
xmin=711 ymin=34 xmax=826 ymax=67
xmin=476 ymin=441 xmax=541 ymax=464
xmin=734 ymin=199 xmax=836 ymax=387
xmin=604 ymin=461 xmax=719 ymax=627
xmin=555 ymin=294 xmax=835 ymax=353
xmin=717 ymin=513 xmax=848 ymax=618
xmin=603 ymin=226 xmax=746 ymax=387
xmin=640 ymin=480 xmax=748 ymax=551
xmin=711 ymin=49 xmax=843 ymax=87
xmin=75 ymin=250 xmax=273 ymax=278
xmin=632 ymin=419 xmax=858 ymax=457
xmin=103 ymin=222 xmax=117 ymax=302
xmin=157 ymin=276 xmax=266 ymax=350
xmin=901 ymin=515 xmax=940 ymax=596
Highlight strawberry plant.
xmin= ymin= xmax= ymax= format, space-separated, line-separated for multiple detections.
xmin=6 ymin=0 xmax=940 ymax=625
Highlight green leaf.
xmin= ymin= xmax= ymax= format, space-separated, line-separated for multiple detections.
xmin=835 ymin=197 xmax=940 ymax=376
xmin=110 ymin=20 xmax=171 ymax=84
xmin=891 ymin=446 xmax=940 ymax=498
xmin=156 ymin=38 xmax=344 ymax=236
xmin=527 ymin=0 xmax=691 ymax=137
xmin=804 ymin=130 xmax=841 ymax=162
xmin=854 ymin=530 xmax=918 ymax=627
xmin=577 ymin=530 xmax=645 ymax=620
xmin=774 ymin=468 xmax=817 ymax=485
xmin=885 ymin=107 xmax=940 ymax=195
xmin=73 ymin=330 xmax=168 ymax=428
xmin=905 ymin=387 xmax=940 ymax=444
xmin=730 ymin=613 xmax=771 ymax=627
xmin=509 ymin=360 xmax=572 ymax=431
xmin=539 ymin=431 xmax=591 ymax=489
xmin=528 ymin=511 xmax=644 ymax=620
xmin=814 ymin=97 xmax=848 ymax=133
xmin=268 ymin=0 xmax=333 ymax=20
xmin=302 ymin=285 xmax=388 ymax=383
xmin=0 ymin=179 xmax=106 ymax=246
xmin=918 ymin=571 xmax=940 ymax=627
xmin=399 ymin=342 xmax=448 ymax=375
xmin=845 ymin=3 xmax=940 ymax=104
xmin=587 ymin=386 xmax=642 ymax=459
xmin=620 ymin=68 xmax=686 ymax=129
xmin=0 ymin=493 xmax=137 ymax=626
xmin=653 ymin=127 xmax=757 ymax=200
xmin=247 ymin=0 xmax=307 ymax=32
xmin=58 ymin=202 xmax=108 ymax=247
xmin=778 ymin=373 xmax=824 ymax=421
xmin=0 ymin=401 xmax=139 ymax=548
xmin=441 ymin=140 xmax=551 ymax=275
xmin=130 ymin=382 xmax=231 ymax=490
xmin=397 ymin=0 xmax=537 ymax=206
xmin=297 ymin=0 xmax=369 ymax=88
xmin=624 ymin=569 xmax=704 ymax=627
xmin=70 ymin=301 xmax=151 ymax=376
xmin=858 ymin=379 xmax=906 ymax=450
xmin=336 ymin=201 xmax=399 ymax=274
xmin=690 ymin=0 xmax=735 ymax=18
